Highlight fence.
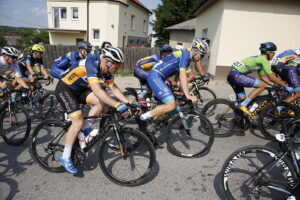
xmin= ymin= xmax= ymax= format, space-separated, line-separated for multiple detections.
xmin=43 ymin=45 xmax=160 ymax=73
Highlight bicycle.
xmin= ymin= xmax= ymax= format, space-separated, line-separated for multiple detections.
xmin=201 ymin=87 xmax=300 ymax=138
xmin=124 ymin=87 xmax=215 ymax=158
xmin=31 ymin=106 xmax=156 ymax=186
xmin=220 ymin=118 xmax=300 ymax=200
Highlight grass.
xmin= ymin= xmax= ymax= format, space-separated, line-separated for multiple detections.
xmin=115 ymin=71 xmax=133 ymax=77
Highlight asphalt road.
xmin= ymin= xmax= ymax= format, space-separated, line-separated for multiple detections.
xmin=0 ymin=77 xmax=274 ymax=200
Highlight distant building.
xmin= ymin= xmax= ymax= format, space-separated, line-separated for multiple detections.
xmin=46 ymin=0 xmax=152 ymax=47
xmin=165 ymin=18 xmax=196 ymax=49
xmin=4 ymin=35 xmax=21 ymax=46
xmin=192 ymin=0 xmax=300 ymax=79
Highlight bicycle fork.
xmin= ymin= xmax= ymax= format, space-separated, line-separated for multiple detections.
xmin=112 ymin=124 xmax=126 ymax=157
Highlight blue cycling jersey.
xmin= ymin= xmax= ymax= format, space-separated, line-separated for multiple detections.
xmin=272 ymin=49 xmax=300 ymax=67
xmin=60 ymin=53 xmax=113 ymax=91
xmin=152 ymin=49 xmax=191 ymax=78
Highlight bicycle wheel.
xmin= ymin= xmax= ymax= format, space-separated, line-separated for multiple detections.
xmin=190 ymin=86 xmax=216 ymax=111
xmin=201 ymin=99 xmax=238 ymax=137
xmin=166 ymin=112 xmax=214 ymax=158
xmin=0 ymin=103 xmax=31 ymax=146
xmin=32 ymin=119 xmax=66 ymax=172
xmin=98 ymin=127 xmax=156 ymax=186
xmin=221 ymin=145 xmax=297 ymax=200
xmin=40 ymin=91 xmax=64 ymax=120
xmin=258 ymin=103 xmax=300 ymax=140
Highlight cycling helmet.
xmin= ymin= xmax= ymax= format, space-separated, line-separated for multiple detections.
xmin=102 ymin=47 xmax=124 ymax=63
xmin=1 ymin=46 xmax=21 ymax=57
xmin=77 ymin=41 xmax=93 ymax=51
xmin=259 ymin=42 xmax=277 ymax=53
xmin=192 ymin=38 xmax=209 ymax=54
xmin=201 ymin=38 xmax=211 ymax=46
xmin=32 ymin=44 xmax=45 ymax=53
xmin=159 ymin=45 xmax=173 ymax=54
xmin=101 ymin=41 xmax=112 ymax=49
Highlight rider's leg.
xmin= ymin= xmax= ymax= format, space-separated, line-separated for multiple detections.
xmin=283 ymin=66 xmax=300 ymax=103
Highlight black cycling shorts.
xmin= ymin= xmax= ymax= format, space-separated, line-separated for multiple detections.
xmin=55 ymin=80 xmax=91 ymax=114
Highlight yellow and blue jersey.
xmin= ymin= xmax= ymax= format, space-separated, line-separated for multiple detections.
xmin=136 ymin=54 xmax=161 ymax=71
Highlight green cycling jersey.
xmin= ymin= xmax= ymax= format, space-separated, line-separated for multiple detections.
xmin=231 ymin=54 xmax=273 ymax=76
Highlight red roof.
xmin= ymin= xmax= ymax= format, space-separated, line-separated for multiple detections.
xmin=130 ymin=0 xmax=152 ymax=14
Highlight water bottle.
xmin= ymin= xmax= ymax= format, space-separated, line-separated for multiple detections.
xmin=249 ymin=103 xmax=259 ymax=113
xmin=85 ymin=129 xmax=99 ymax=143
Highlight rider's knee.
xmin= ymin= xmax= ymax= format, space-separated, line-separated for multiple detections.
xmin=257 ymin=82 xmax=266 ymax=89
xmin=165 ymin=100 xmax=176 ymax=112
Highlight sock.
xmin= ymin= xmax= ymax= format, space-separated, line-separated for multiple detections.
xmin=140 ymin=111 xmax=152 ymax=121
xmin=240 ymin=97 xmax=252 ymax=107
xmin=81 ymin=119 xmax=92 ymax=136
xmin=62 ymin=145 xmax=72 ymax=160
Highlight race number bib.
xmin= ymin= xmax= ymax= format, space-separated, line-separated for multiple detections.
xmin=232 ymin=61 xmax=244 ymax=68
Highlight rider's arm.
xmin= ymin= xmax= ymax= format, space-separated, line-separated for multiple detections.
xmin=260 ymin=58 xmax=287 ymax=87
xmin=266 ymin=73 xmax=287 ymax=87
xmin=194 ymin=60 xmax=205 ymax=76
xmin=108 ymin=82 xmax=130 ymax=103
xmin=13 ymin=64 xmax=30 ymax=89
xmin=89 ymin=81 xmax=118 ymax=107
xmin=186 ymin=70 xmax=195 ymax=83
xmin=15 ymin=77 xmax=29 ymax=89
xmin=179 ymin=69 xmax=192 ymax=98
xmin=26 ymin=62 xmax=35 ymax=75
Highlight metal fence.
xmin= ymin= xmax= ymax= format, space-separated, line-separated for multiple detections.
xmin=43 ymin=45 xmax=160 ymax=73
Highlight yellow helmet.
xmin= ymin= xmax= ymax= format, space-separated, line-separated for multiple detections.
xmin=32 ymin=44 xmax=45 ymax=53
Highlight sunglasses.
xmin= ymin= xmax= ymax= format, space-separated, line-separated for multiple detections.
xmin=10 ymin=56 xmax=18 ymax=60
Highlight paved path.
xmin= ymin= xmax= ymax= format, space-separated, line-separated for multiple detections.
xmin=0 ymin=77 xmax=274 ymax=200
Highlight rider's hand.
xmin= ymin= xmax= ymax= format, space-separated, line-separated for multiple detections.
xmin=201 ymin=74 xmax=209 ymax=82
xmin=1 ymin=85 xmax=8 ymax=91
xmin=115 ymin=103 xmax=129 ymax=113
xmin=272 ymin=84 xmax=280 ymax=88
xmin=187 ymin=95 xmax=197 ymax=103
xmin=284 ymin=86 xmax=294 ymax=93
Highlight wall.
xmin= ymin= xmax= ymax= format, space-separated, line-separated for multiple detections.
xmin=49 ymin=32 xmax=87 ymax=45
xmin=168 ymin=30 xmax=195 ymax=49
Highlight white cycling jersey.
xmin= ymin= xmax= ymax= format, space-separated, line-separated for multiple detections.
xmin=0 ymin=56 xmax=22 ymax=77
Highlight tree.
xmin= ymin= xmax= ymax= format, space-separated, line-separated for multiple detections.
xmin=17 ymin=29 xmax=49 ymax=45
xmin=153 ymin=0 xmax=201 ymax=46
xmin=0 ymin=31 xmax=7 ymax=46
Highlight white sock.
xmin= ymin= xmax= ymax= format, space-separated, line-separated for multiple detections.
xmin=140 ymin=112 xmax=152 ymax=121
xmin=62 ymin=145 xmax=72 ymax=160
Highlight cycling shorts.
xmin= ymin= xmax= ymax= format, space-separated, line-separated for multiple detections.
xmin=147 ymin=70 xmax=174 ymax=103
xmin=134 ymin=65 xmax=150 ymax=85
xmin=227 ymin=71 xmax=260 ymax=96
xmin=55 ymin=80 xmax=91 ymax=114
xmin=282 ymin=65 xmax=300 ymax=92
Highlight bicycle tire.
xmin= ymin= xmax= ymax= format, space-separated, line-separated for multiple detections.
xmin=40 ymin=91 xmax=64 ymax=120
xmin=190 ymin=85 xmax=216 ymax=111
xmin=221 ymin=145 xmax=297 ymax=200
xmin=32 ymin=119 xmax=66 ymax=172
xmin=201 ymin=98 xmax=238 ymax=137
xmin=0 ymin=103 xmax=31 ymax=146
xmin=98 ymin=127 xmax=156 ymax=186
xmin=166 ymin=112 xmax=214 ymax=158
xmin=258 ymin=103 xmax=300 ymax=140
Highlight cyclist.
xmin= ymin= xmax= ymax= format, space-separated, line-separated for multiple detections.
xmin=0 ymin=47 xmax=30 ymax=91
xmin=271 ymin=49 xmax=300 ymax=104
xmin=51 ymin=41 xmax=93 ymax=79
xmin=18 ymin=44 xmax=50 ymax=81
xmin=227 ymin=42 xmax=294 ymax=115
xmin=137 ymin=38 xmax=209 ymax=124
xmin=55 ymin=46 xmax=131 ymax=174
xmin=133 ymin=45 xmax=173 ymax=103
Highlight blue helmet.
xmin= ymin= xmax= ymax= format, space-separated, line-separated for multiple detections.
xmin=159 ymin=45 xmax=173 ymax=54
xmin=259 ymin=42 xmax=277 ymax=53
xmin=192 ymin=38 xmax=209 ymax=55
xmin=77 ymin=41 xmax=93 ymax=51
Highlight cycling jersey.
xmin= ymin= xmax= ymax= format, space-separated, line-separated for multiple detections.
xmin=18 ymin=53 xmax=44 ymax=78
xmin=51 ymin=50 xmax=82 ymax=79
xmin=60 ymin=53 xmax=113 ymax=92
xmin=134 ymin=54 xmax=162 ymax=83
xmin=0 ymin=56 xmax=22 ymax=77
xmin=272 ymin=49 xmax=300 ymax=67
xmin=232 ymin=54 xmax=273 ymax=76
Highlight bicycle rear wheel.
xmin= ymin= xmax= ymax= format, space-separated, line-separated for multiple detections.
xmin=32 ymin=119 xmax=66 ymax=172
xmin=221 ymin=145 xmax=297 ymax=200
xmin=0 ymin=103 xmax=31 ymax=146
xmin=98 ymin=127 xmax=156 ymax=186
xmin=201 ymin=99 xmax=238 ymax=137
xmin=166 ymin=112 xmax=214 ymax=158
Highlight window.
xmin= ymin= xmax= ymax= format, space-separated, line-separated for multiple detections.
xmin=177 ymin=42 xmax=183 ymax=45
xmin=202 ymin=29 xmax=208 ymax=38
xmin=131 ymin=15 xmax=135 ymax=30
xmin=93 ymin=29 xmax=100 ymax=40
xmin=72 ymin=7 xmax=78 ymax=19
xmin=143 ymin=20 xmax=147 ymax=33
xmin=76 ymin=38 xmax=84 ymax=45
xmin=60 ymin=7 xmax=67 ymax=19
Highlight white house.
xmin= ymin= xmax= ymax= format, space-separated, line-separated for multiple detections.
xmin=46 ymin=0 xmax=152 ymax=47
xmin=193 ymin=0 xmax=300 ymax=79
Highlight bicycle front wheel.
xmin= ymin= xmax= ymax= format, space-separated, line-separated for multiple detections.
xmin=221 ymin=145 xmax=297 ymax=200
xmin=166 ymin=112 xmax=214 ymax=158
xmin=0 ymin=103 xmax=31 ymax=146
xmin=32 ymin=119 xmax=66 ymax=172
xmin=98 ymin=127 xmax=156 ymax=186
xmin=190 ymin=86 xmax=216 ymax=110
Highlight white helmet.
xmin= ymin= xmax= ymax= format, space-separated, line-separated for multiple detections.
xmin=192 ymin=38 xmax=209 ymax=55
xmin=102 ymin=47 xmax=124 ymax=63
xmin=1 ymin=46 xmax=21 ymax=57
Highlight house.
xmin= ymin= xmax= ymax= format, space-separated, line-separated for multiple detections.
xmin=192 ymin=0 xmax=300 ymax=80
xmin=4 ymin=34 xmax=21 ymax=46
xmin=45 ymin=0 xmax=152 ymax=47
xmin=165 ymin=18 xmax=196 ymax=49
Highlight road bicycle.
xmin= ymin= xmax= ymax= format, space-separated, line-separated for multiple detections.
xmin=201 ymin=87 xmax=300 ymax=138
xmin=31 ymin=106 xmax=156 ymax=186
xmin=124 ymin=87 xmax=215 ymax=158
xmin=220 ymin=118 xmax=300 ymax=200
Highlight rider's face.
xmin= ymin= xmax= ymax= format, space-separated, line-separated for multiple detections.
xmin=106 ymin=59 xmax=121 ymax=74
xmin=34 ymin=51 xmax=43 ymax=59
xmin=267 ymin=51 xmax=276 ymax=60
xmin=7 ymin=55 xmax=17 ymax=64
xmin=192 ymin=50 xmax=201 ymax=62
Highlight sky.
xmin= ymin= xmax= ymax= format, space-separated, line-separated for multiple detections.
xmin=0 ymin=0 xmax=161 ymax=28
